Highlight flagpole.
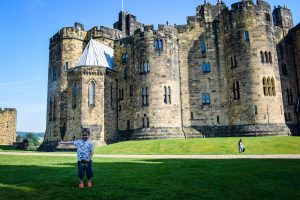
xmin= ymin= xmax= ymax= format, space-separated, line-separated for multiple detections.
xmin=122 ymin=0 xmax=124 ymax=12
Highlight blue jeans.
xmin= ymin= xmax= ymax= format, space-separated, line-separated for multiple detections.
xmin=77 ymin=160 xmax=94 ymax=180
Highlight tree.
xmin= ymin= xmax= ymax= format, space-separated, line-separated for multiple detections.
xmin=25 ymin=133 xmax=40 ymax=146
xmin=16 ymin=135 xmax=23 ymax=142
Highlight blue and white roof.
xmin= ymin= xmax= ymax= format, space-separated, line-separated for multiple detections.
xmin=77 ymin=39 xmax=114 ymax=69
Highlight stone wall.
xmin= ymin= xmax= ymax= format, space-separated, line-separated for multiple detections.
xmin=0 ymin=108 xmax=17 ymax=145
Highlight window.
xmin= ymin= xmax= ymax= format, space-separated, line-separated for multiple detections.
xmin=202 ymin=62 xmax=211 ymax=74
xmin=65 ymin=62 xmax=69 ymax=72
xmin=142 ymin=114 xmax=150 ymax=128
xmin=268 ymin=52 xmax=272 ymax=63
xmin=72 ymin=82 xmax=78 ymax=109
xmin=271 ymin=78 xmax=276 ymax=96
xmin=202 ymin=93 xmax=211 ymax=105
xmin=260 ymin=51 xmax=265 ymax=63
xmin=89 ymin=81 xmax=95 ymax=107
xmin=265 ymin=13 xmax=271 ymax=22
xmin=191 ymin=112 xmax=194 ymax=120
xmin=287 ymin=88 xmax=294 ymax=105
xmin=233 ymin=81 xmax=240 ymax=100
xmin=154 ymin=39 xmax=163 ymax=51
xmin=265 ymin=51 xmax=269 ymax=63
xmin=201 ymin=40 xmax=206 ymax=57
xmin=147 ymin=61 xmax=150 ymax=72
xmin=217 ymin=116 xmax=220 ymax=123
xmin=127 ymin=120 xmax=130 ymax=130
xmin=263 ymin=77 xmax=276 ymax=96
xmin=124 ymin=67 xmax=128 ymax=79
xmin=282 ymin=64 xmax=288 ymax=75
xmin=263 ymin=77 xmax=267 ymax=96
xmin=245 ymin=31 xmax=250 ymax=42
xmin=141 ymin=87 xmax=149 ymax=106
xmin=130 ymin=85 xmax=133 ymax=97
xmin=164 ymin=86 xmax=172 ymax=104
xmin=121 ymin=53 xmax=128 ymax=64
xmin=254 ymin=105 xmax=258 ymax=115
xmin=119 ymin=88 xmax=124 ymax=100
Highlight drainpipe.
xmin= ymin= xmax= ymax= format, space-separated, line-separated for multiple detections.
xmin=177 ymin=39 xmax=186 ymax=139
xmin=116 ymin=78 xmax=119 ymax=142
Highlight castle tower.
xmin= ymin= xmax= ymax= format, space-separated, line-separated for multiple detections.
xmin=65 ymin=39 xmax=118 ymax=145
xmin=273 ymin=5 xmax=293 ymax=36
xmin=0 ymin=108 xmax=17 ymax=145
xmin=116 ymin=24 xmax=184 ymax=139
xmin=44 ymin=23 xmax=87 ymax=145
xmin=222 ymin=0 xmax=289 ymax=135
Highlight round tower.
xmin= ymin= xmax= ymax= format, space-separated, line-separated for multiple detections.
xmin=223 ymin=0 xmax=289 ymax=135
xmin=130 ymin=25 xmax=183 ymax=138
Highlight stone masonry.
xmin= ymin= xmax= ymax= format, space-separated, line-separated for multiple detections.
xmin=41 ymin=0 xmax=300 ymax=149
xmin=0 ymin=108 xmax=17 ymax=145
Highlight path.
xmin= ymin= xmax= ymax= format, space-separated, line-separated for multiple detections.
xmin=1 ymin=152 xmax=300 ymax=159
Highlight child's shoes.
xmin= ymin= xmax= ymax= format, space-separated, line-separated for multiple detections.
xmin=87 ymin=182 xmax=92 ymax=187
xmin=79 ymin=183 xmax=84 ymax=188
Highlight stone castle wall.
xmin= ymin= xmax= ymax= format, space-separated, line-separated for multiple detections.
xmin=42 ymin=0 xmax=299 ymax=148
xmin=0 ymin=108 xmax=17 ymax=145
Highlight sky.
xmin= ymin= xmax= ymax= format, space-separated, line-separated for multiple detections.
xmin=0 ymin=0 xmax=299 ymax=132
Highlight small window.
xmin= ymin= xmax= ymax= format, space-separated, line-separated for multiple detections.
xmin=65 ymin=62 xmax=69 ymax=72
xmin=245 ymin=31 xmax=250 ymax=42
xmin=233 ymin=81 xmax=240 ymax=100
xmin=201 ymin=40 xmax=206 ymax=57
xmin=127 ymin=120 xmax=130 ymax=130
xmin=191 ymin=112 xmax=194 ymax=120
xmin=260 ymin=51 xmax=265 ymax=63
xmin=72 ymin=82 xmax=78 ymax=109
xmin=254 ymin=105 xmax=258 ymax=115
xmin=130 ymin=85 xmax=133 ymax=97
xmin=89 ymin=81 xmax=95 ymax=107
xmin=217 ymin=116 xmax=220 ymax=124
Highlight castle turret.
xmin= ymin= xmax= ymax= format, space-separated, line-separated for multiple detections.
xmin=222 ymin=0 xmax=289 ymax=135
xmin=273 ymin=5 xmax=293 ymax=36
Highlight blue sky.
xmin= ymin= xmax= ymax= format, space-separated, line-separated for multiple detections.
xmin=0 ymin=0 xmax=299 ymax=132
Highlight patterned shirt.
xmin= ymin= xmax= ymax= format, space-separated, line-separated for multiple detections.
xmin=73 ymin=140 xmax=94 ymax=161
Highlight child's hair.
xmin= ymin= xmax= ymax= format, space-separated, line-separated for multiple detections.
xmin=81 ymin=128 xmax=91 ymax=135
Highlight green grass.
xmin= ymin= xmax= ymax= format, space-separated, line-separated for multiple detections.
xmin=95 ymin=136 xmax=300 ymax=155
xmin=0 ymin=155 xmax=299 ymax=200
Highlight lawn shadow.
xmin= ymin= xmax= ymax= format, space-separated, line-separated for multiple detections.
xmin=0 ymin=159 xmax=300 ymax=200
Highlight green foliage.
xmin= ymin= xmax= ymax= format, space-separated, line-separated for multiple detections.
xmin=16 ymin=135 xmax=22 ymax=142
xmin=24 ymin=133 xmax=40 ymax=147
xmin=95 ymin=136 xmax=300 ymax=155
xmin=0 ymin=155 xmax=299 ymax=199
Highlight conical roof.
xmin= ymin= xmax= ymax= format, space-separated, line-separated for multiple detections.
xmin=77 ymin=39 xmax=114 ymax=69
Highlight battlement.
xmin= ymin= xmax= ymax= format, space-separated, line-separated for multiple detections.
xmin=0 ymin=108 xmax=17 ymax=114
xmin=90 ymin=26 xmax=123 ymax=40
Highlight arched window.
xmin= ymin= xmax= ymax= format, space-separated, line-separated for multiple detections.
xmin=201 ymin=40 xmax=206 ymax=57
xmin=268 ymin=52 xmax=272 ymax=63
xmin=202 ymin=62 xmax=211 ymax=73
xmin=263 ymin=77 xmax=268 ymax=96
xmin=260 ymin=51 xmax=265 ymax=63
xmin=202 ymin=93 xmax=211 ymax=105
xmin=245 ymin=31 xmax=250 ymax=42
xmin=265 ymin=51 xmax=269 ymax=63
xmin=72 ymin=82 xmax=78 ymax=109
xmin=89 ymin=81 xmax=95 ymax=107
xmin=154 ymin=39 xmax=159 ymax=49
xmin=159 ymin=39 xmax=163 ymax=50
xmin=147 ymin=61 xmax=150 ymax=72
xmin=267 ymin=77 xmax=271 ymax=96
xmin=143 ymin=62 xmax=147 ymax=73
xmin=271 ymin=78 xmax=276 ymax=96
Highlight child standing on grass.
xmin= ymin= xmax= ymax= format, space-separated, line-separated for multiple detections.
xmin=238 ymin=139 xmax=245 ymax=153
xmin=59 ymin=128 xmax=94 ymax=188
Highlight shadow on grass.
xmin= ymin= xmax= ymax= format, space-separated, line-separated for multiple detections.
xmin=0 ymin=159 xmax=300 ymax=200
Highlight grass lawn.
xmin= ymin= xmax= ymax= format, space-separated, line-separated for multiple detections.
xmin=94 ymin=136 xmax=300 ymax=155
xmin=0 ymin=155 xmax=299 ymax=200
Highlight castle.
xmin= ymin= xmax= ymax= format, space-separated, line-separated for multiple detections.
xmin=0 ymin=108 xmax=17 ymax=145
xmin=41 ymin=0 xmax=300 ymax=148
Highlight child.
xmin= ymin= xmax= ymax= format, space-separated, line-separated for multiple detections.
xmin=59 ymin=128 xmax=94 ymax=188
xmin=238 ymin=139 xmax=245 ymax=153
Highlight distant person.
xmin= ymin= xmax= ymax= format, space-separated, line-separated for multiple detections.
xmin=238 ymin=139 xmax=245 ymax=153
xmin=59 ymin=128 xmax=94 ymax=188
